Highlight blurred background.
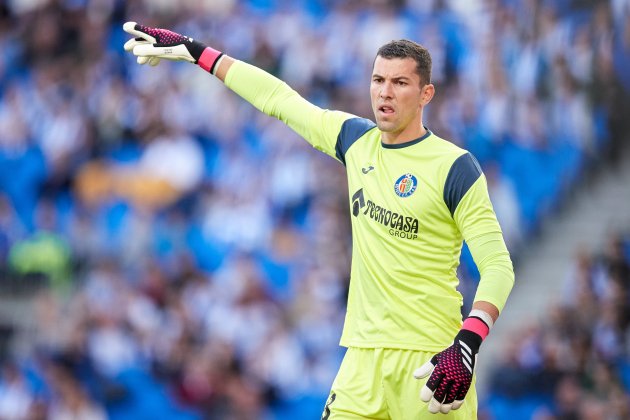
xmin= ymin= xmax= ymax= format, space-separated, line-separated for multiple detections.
xmin=0 ymin=0 xmax=629 ymax=419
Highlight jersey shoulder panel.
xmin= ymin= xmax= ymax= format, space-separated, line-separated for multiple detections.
xmin=443 ymin=152 xmax=483 ymax=217
xmin=422 ymin=134 xmax=483 ymax=217
xmin=335 ymin=117 xmax=377 ymax=165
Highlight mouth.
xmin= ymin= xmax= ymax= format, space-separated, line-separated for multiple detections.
xmin=378 ymin=105 xmax=395 ymax=116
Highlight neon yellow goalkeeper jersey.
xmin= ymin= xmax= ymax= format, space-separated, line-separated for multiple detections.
xmin=225 ymin=61 xmax=513 ymax=352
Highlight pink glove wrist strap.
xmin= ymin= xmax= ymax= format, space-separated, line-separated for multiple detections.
xmin=462 ymin=317 xmax=490 ymax=340
xmin=198 ymin=47 xmax=223 ymax=74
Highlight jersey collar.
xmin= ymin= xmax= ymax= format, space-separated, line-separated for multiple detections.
xmin=381 ymin=127 xmax=432 ymax=149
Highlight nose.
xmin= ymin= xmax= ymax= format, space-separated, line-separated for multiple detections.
xmin=379 ymin=81 xmax=393 ymax=99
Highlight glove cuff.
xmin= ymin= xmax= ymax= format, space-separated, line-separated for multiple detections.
xmin=197 ymin=46 xmax=224 ymax=74
xmin=455 ymin=328 xmax=483 ymax=355
xmin=461 ymin=316 xmax=490 ymax=341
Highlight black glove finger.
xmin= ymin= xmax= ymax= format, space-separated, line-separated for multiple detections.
xmin=435 ymin=381 xmax=458 ymax=414
xmin=122 ymin=22 xmax=156 ymax=43
xmin=137 ymin=25 xmax=192 ymax=48
xmin=455 ymin=382 xmax=470 ymax=402
xmin=425 ymin=370 xmax=445 ymax=393
xmin=443 ymin=381 xmax=458 ymax=404
xmin=432 ymin=378 xmax=453 ymax=403
xmin=449 ymin=383 xmax=470 ymax=410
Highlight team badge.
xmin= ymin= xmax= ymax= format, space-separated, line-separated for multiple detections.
xmin=394 ymin=173 xmax=418 ymax=197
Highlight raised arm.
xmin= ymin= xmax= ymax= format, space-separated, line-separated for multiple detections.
xmin=123 ymin=22 xmax=356 ymax=162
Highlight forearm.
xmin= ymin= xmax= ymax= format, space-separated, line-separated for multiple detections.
xmin=222 ymin=59 xmax=308 ymax=120
xmin=471 ymin=301 xmax=499 ymax=323
xmin=217 ymin=56 xmax=328 ymax=133
xmin=218 ymin=58 xmax=350 ymax=157
xmin=207 ymin=53 xmax=321 ymax=138
xmin=214 ymin=54 xmax=235 ymax=82
xmin=467 ymin=230 xmax=515 ymax=316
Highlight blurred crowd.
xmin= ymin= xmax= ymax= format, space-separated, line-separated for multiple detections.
xmin=0 ymin=0 xmax=629 ymax=418
xmin=487 ymin=231 xmax=630 ymax=419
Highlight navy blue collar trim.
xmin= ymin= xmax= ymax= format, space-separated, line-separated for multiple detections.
xmin=381 ymin=128 xmax=432 ymax=149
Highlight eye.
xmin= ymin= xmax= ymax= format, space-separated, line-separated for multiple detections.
xmin=397 ymin=80 xmax=407 ymax=86
xmin=372 ymin=77 xmax=383 ymax=83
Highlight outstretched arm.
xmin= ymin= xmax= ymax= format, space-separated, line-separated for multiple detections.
xmin=122 ymin=22 xmax=355 ymax=162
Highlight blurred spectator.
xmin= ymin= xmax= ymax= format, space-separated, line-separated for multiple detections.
xmin=0 ymin=363 xmax=33 ymax=420
xmin=8 ymin=198 xmax=71 ymax=290
xmin=488 ymin=231 xmax=630 ymax=419
xmin=485 ymin=162 xmax=524 ymax=253
xmin=46 ymin=362 xmax=107 ymax=420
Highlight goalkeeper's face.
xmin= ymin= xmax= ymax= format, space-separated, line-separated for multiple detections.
xmin=370 ymin=56 xmax=433 ymax=139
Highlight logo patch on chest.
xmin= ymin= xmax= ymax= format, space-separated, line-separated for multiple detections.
xmin=394 ymin=173 xmax=418 ymax=197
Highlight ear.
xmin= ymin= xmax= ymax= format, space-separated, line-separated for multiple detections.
xmin=420 ymin=84 xmax=435 ymax=106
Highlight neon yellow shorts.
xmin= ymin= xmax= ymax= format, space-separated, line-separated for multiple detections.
xmin=322 ymin=347 xmax=477 ymax=420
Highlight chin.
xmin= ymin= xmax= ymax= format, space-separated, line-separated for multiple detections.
xmin=376 ymin=121 xmax=396 ymax=133
xmin=374 ymin=116 xmax=387 ymax=128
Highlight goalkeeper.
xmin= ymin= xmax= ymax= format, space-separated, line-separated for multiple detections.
xmin=123 ymin=22 xmax=514 ymax=419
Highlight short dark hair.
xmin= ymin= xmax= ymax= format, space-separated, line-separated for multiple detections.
xmin=376 ymin=40 xmax=432 ymax=85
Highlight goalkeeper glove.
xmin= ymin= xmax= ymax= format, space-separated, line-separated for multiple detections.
xmin=413 ymin=309 xmax=493 ymax=414
xmin=122 ymin=22 xmax=223 ymax=73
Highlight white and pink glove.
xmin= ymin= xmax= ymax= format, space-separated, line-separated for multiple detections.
xmin=414 ymin=309 xmax=493 ymax=414
xmin=123 ymin=22 xmax=223 ymax=73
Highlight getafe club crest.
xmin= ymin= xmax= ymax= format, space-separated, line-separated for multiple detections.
xmin=394 ymin=173 xmax=418 ymax=197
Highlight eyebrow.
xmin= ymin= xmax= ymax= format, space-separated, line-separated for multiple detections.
xmin=372 ymin=74 xmax=412 ymax=81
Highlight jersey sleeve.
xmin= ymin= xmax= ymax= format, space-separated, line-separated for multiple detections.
xmin=444 ymin=153 xmax=515 ymax=312
xmin=224 ymin=60 xmax=356 ymax=162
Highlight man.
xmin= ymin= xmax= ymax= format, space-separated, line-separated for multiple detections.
xmin=123 ymin=22 xmax=514 ymax=419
